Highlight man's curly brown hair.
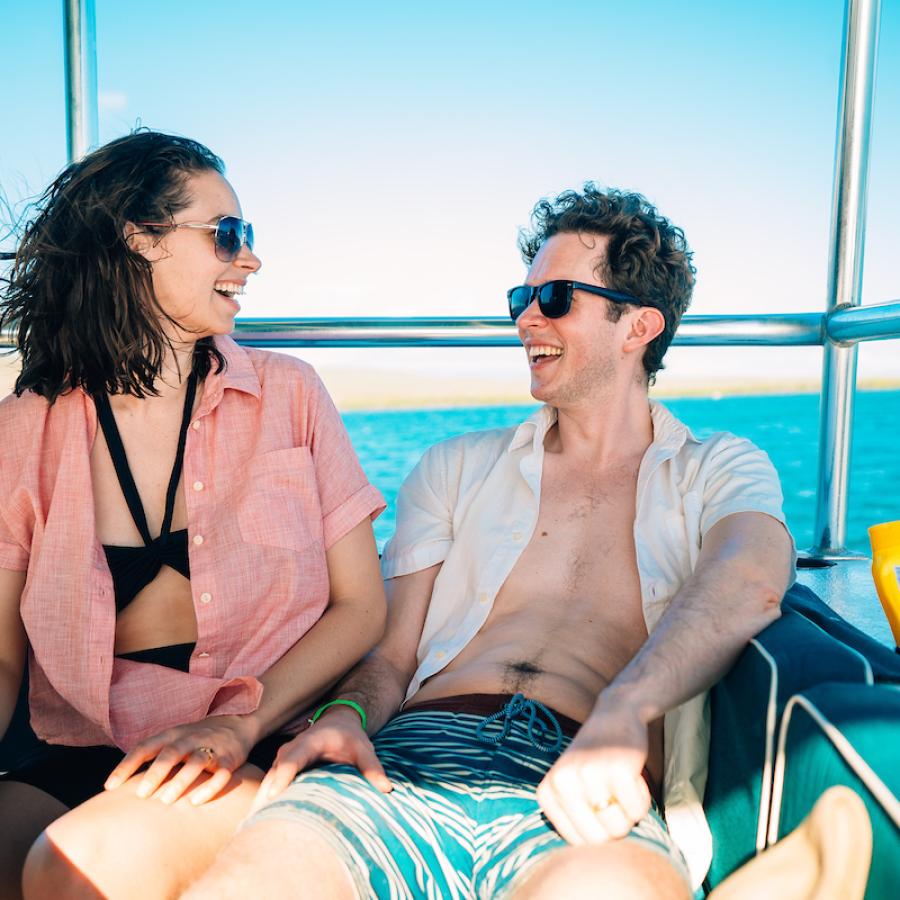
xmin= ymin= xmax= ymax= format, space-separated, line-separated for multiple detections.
xmin=518 ymin=184 xmax=695 ymax=384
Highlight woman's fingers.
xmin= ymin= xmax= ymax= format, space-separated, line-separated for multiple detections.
xmin=104 ymin=737 xmax=169 ymax=790
xmin=188 ymin=766 xmax=235 ymax=806
xmin=135 ymin=741 xmax=199 ymax=798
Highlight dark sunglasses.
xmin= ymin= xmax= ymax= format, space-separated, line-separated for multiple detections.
xmin=507 ymin=279 xmax=644 ymax=322
xmin=135 ymin=215 xmax=255 ymax=262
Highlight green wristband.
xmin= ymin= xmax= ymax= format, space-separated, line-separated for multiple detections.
xmin=309 ymin=699 xmax=367 ymax=731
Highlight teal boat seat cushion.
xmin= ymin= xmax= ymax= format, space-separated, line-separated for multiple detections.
xmin=705 ymin=586 xmax=875 ymax=889
xmin=771 ymin=682 xmax=900 ymax=900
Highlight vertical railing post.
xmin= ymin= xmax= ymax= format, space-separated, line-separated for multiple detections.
xmin=812 ymin=0 xmax=881 ymax=557
xmin=62 ymin=0 xmax=99 ymax=163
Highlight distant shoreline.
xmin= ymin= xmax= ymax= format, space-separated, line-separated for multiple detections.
xmin=2 ymin=354 xmax=897 ymax=411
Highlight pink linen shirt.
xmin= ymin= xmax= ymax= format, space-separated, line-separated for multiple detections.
xmin=0 ymin=336 xmax=384 ymax=751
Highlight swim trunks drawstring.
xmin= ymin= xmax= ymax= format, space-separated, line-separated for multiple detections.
xmin=475 ymin=693 xmax=564 ymax=753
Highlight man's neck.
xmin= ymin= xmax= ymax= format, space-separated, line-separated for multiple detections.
xmin=546 ymin=385 xmax=654 ymax=466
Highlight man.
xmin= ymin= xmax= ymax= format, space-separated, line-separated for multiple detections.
xmin=188 ymin=186 xmax=795 ymax=899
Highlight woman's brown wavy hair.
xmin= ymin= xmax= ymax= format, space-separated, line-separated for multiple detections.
xmin=518 ymin=184 xmax=696 ymax=384
xmin=0 ymin=129 xmax=227 ymax=402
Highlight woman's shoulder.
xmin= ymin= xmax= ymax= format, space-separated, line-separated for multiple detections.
xmin=0 ymin=388 xmax=52 ymax=436
xmin=235 ymin=345 xmax=322 ymax=391
xmin=0 ymin=388 xmax=58 ymax=480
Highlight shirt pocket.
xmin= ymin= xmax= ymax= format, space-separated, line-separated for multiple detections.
xmin=237 ymin=447 xmax=323 ymax=553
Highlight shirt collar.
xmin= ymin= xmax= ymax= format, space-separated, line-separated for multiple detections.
xmin=507 ymin=404 xmax=557 ymax=453
xmin=506 ymin=400 xmax=697 ymax=456
xmin=199 ymin=335 xmax=261 ymax=414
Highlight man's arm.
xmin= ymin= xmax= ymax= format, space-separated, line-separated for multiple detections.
xmin=538 ymin=510 xmax=793 ymax=845
xmin=253 ymin=563 xmax=441 ymax=805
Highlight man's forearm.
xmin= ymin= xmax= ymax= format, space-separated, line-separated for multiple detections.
xmin=321 ymin=649 xmax=411 ymax=735
xmin=600 ymin=551 xmax=785 ymax=725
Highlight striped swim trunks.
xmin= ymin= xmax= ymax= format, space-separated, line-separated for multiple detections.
xmin=247 ymin=693 xmax=690 ymax=898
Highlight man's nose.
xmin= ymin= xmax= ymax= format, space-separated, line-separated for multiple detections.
xmin=516 ymin=295 xmax=547 ymax=328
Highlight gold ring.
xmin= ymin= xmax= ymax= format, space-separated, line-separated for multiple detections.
xmin=196 ymin=746 xmax=217 ymax=763
xmin=591 ymin=796 xmax=618 ymax=814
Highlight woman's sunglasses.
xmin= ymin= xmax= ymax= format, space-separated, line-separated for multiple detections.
xmin=135 ymin=215 xmax=255 ymax=262
xmin=507 ymin=279 xmax=645 ymax=322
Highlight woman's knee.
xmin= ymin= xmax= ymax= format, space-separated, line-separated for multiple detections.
xmin=22 ymin=829 xmax=103 ymax=900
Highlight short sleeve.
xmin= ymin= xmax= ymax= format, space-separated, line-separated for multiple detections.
xmin=380 ymin=441 xmax=457 ymax=579
xmin=306 ymin=373 xmax=385 ymax=550
xmin=0 ymin=507 xmax=29 ymax=571
xmin=700 ymin=436 xmax=797 ymax=566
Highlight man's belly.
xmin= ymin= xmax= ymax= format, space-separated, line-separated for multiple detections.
xmin=408 ymin=621 xmax=665 ymax=793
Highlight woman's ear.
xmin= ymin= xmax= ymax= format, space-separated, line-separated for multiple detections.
xmin=624 ymin=307 xmax=665 ymax=352
xmin=124 ymin=222 xmax=164 ymax=261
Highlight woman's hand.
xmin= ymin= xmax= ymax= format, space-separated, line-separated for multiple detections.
xmin=252 ymin=707 xmax=392 ymax=812
xmin=104 ymin=713 xmax=260 ymax=806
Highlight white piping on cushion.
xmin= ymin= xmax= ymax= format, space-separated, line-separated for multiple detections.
xmin=748 ymin=638 xmax=779 ymax=854
xmin=768 ymin=690 xmax=900 ymax=845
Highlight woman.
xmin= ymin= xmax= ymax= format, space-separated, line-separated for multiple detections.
xmin=0 ymin=131 xmax=387 ymax=898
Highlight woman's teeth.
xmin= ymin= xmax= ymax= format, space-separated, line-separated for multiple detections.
xmin=214 ymin=283 xmax=245 ymax=299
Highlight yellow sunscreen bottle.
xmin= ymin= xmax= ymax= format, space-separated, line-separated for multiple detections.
xmin=868 ymin=520 xmax=900 ymax=648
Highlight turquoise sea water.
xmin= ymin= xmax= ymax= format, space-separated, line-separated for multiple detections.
xmin=344 ymin=390 xmax=900 ymax=554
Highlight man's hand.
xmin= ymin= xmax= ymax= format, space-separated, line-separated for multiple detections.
xmin=252 ymin=707 xmax=392 ymax=812
xmin=104 ymin=713 xmax=259 ymax=806
xmin=536 ymin=701 xmax=652 ymax=845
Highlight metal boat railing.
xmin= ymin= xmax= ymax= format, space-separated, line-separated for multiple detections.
xmin=1 ymin=0 xmax=895 ymax=562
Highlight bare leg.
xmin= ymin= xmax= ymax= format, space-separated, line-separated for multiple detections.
xmin=510 ymin=842 xmax=692 ymax=900
xmin=0 ymin=783 xmax=68 ymax=900
xmin=22 ymin=765 xmax=264 ymax=900
xmin=184 ymin=820 xmax=357 ymax=900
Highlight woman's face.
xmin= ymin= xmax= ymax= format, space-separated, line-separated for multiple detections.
xmin=138 ymin=170 xmax=261 ymax=340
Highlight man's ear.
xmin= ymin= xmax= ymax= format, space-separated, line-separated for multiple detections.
xmin=624 ymin=307 xmax=665 ymax=351
xmin=124 ymin=222 xmax=163 ymax=260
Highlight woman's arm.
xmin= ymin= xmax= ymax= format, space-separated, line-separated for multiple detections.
xmin=0 ymin=568 xmax=27 ymax=741
xmin=105 ymin=517 xmax=387 ymax=803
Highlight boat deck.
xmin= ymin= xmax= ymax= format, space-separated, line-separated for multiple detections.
xmin=797 ymin=558 xmax=894 ymax=648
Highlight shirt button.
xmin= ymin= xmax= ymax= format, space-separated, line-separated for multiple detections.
xmin=435 ymin=650 xmax=446 ymax=660
xmin=193 ymin=534 xmax=204 ymax=545
xmin=512 ymin=531 xmax=523 ymax=542
xmin=192 ymin=421 xmax=201 ymax=431
xmin=199 ymin=592 xmax=212 ymax=604
xmin=478 ymin=592 xmax=489 ymax=603
xmin=193 ymin=481 xmax=205 ymax=492
xmin=197 ymin=651 xmax=210 ymax=658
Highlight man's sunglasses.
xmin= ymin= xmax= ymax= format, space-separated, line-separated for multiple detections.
xmin=507 ymin=280 xmax=645 ymax=323
xmin=135 ymin=215 xmax=255 ymax=262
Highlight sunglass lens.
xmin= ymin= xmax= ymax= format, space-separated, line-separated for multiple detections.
xmin=507 ymin=286 xmax=532 ymax=321
xmin=245 ymin=222 xmax=254 ymax=253
xmin=538 ymin=281 xmax=570 ymax=318
xmin=214 ymin=217 xmax=243 ymax=261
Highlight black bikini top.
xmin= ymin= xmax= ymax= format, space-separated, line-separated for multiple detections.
xmin=95 ymin=373 xmax=198 ymax=613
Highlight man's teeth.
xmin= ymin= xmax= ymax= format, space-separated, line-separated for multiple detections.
xmin=215 ymin=283 xmax=245 ymax=298
xmin=528 ymin=346 xmax=563 ymax=360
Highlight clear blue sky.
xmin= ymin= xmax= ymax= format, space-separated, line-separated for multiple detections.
xmin=2 ymin=0 xmax=897 ymax=385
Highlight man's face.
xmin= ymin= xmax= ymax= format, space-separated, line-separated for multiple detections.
xmin=516 ymin=231 xmax=627 ymax=408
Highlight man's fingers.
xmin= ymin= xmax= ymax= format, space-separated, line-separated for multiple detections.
xmin=253 ymin=760 xmax=300 ymax=811
xmin=549 ymin=767 xmax=611 ymax=845
xmin=605 ymin=772 xmax=651 ymax=826
xmin=356 ymin=743 xmax=392 ymax=793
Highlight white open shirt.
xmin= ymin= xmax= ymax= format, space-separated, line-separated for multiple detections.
xmin=381 ymin=400 xmax=796 ymax=888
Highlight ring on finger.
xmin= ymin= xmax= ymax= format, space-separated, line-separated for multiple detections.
xmin=196 ymin=746 xmax=217 ymax=765
xmin=590 ymin=795 xmax=619 ymax=815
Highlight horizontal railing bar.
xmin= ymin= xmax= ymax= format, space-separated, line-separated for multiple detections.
xmin=226 ymin=313 xmax=826 ymax=348
xmin=826 ymin=298 xmax=900 ymax=343
xmin=2 ymin=305 xmax=897 ymax=349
